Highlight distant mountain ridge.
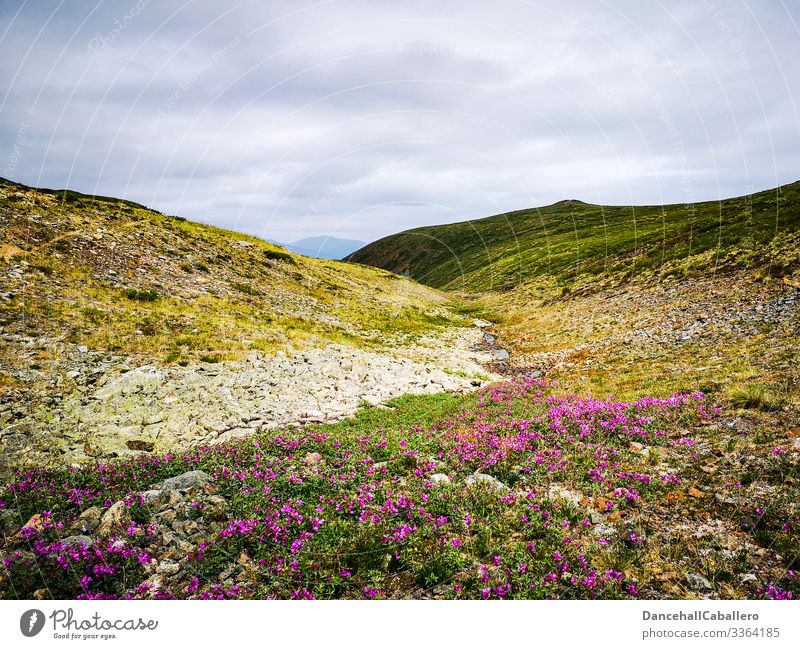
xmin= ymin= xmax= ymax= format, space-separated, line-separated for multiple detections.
xmin=276 ymin=236 xmax=367 ymax=260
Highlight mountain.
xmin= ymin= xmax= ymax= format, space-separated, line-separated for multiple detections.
xmin=278 ymin=236 xmax=367 ymax=260
xmin=0 ymin=177 xmax=495 ymax=467
xmin=348 ymin=183 xmax=800 ymax=400
xmin=347 ymin=184 xmax=800 ymax=293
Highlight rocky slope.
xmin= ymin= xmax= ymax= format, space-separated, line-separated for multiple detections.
xmin=1 ymin=325 xmax=499 ymax=470
xmin=487 ymin=273 xmax=800 ymax=398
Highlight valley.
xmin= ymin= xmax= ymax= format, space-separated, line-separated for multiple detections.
xmin=1 ymin=179 xmax=798 ymax=601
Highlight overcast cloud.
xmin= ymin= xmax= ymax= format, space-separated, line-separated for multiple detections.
xmin=1 ymin=0 xmax=798 ymax=243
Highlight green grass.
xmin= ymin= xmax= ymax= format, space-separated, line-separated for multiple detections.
xmin=321 ymin=391 xmax=469 ymax=435
xmin=727 ymin=382 xmax=791 ymax=412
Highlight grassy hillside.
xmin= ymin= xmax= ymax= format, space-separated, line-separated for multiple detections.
xmin=348 ymin=183 xmax=800 ymax=294
xmin=0 ymin=178 xmax=459 ymax=372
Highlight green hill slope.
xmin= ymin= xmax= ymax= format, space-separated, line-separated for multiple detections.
xmin=348 ymin=183 xmax=800 ymax=294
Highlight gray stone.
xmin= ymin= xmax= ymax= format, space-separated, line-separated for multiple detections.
xmin=429 ymin=473 xmax=451 ymax=485
xmin=590 ymin=511 xmax=606 ymax=525
xmin=160 ymin=470 xmax=213 ymax=492
xmin=70 ymin=506 xmax=102 ymax=534
xmin=141 ymin=490 xmax=162 ymax=504
xmin=547 ymin=485 xmax=584 ymax=506
xmin=487 ymin=348 xmax=510 ymax=361
xmin=201 ymin=495 xmax=229 ymax=521
xmin=97 ymin=501 xmax=129 ymax=536
xmin=215 ymin=427 xmax=252 ymax=442
xmin=0 ymin=509 xmax=19 ymax=535
xmin=687 ymin=573 xmax=713 ymax=592
xmin=60 ymin=535 xmax=93 ymax=548
xmin=714 ymin=493 xmax=736 ymax=506
xmin=593 ymin=523 xmax=617 ymax=538
xmin=156 ymin=559 xmax=181 ymax=576
xmin=466 ymin=472 xmax=508 ymax=491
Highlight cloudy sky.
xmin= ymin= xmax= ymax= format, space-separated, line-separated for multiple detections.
xmin=1 ymin=0 xmax=798 ymax=243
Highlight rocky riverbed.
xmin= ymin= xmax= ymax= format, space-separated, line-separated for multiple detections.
xmin=1 ymin=322 xmax=504 ymax=470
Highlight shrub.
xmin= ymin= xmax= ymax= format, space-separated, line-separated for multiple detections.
xmin=728 ymin=383 xmax=789 ymax=411
xmin=32 ymin=263 xmax=54 ymax=276
xmin=231 ymin=282 xmax=257 ymax=295
xmin=265 ymin=249 xmax=296 ymax=265
xmin=124 ymin=288 xmax=159 ymax=302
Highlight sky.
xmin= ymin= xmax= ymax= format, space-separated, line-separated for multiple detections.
xmin=1 ymin=0 xmax=798 ymax=244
